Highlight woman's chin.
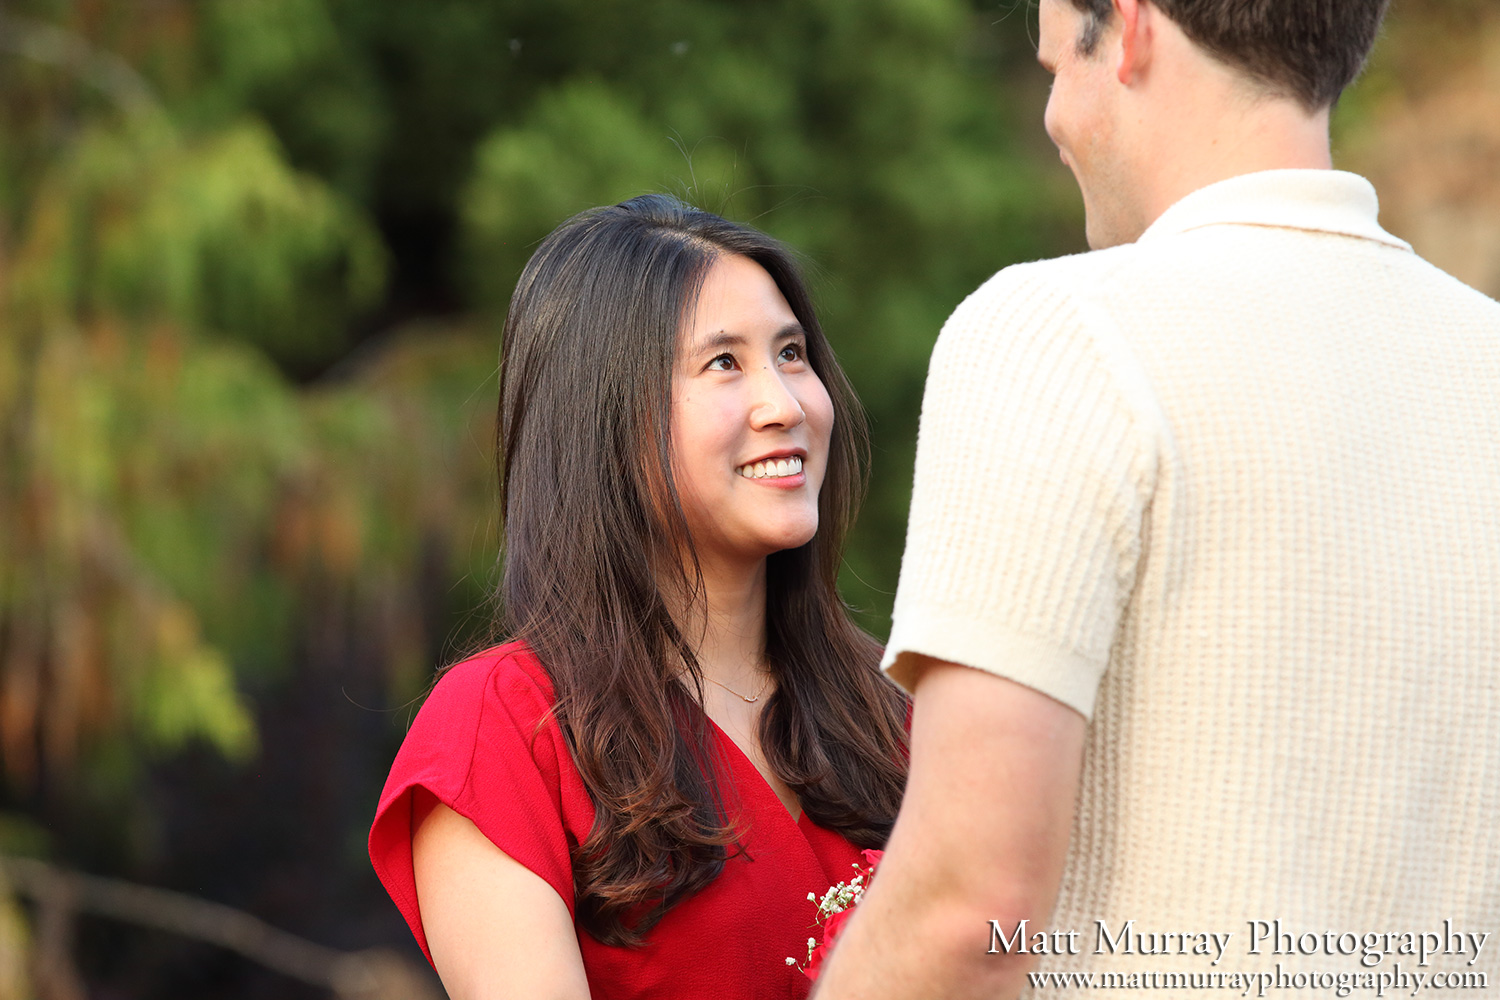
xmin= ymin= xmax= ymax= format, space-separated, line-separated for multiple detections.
xmin=762 ymin=522 xmax=819 ymax=556
xmin=713 ymin=529 xmax=819 ymax=566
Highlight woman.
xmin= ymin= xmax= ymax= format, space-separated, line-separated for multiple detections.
xmin=369 ymin=195 xmax=908 ymax=999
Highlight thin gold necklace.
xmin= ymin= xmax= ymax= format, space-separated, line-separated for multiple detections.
xmin=703 ymin=673 xmax=772 ymax=704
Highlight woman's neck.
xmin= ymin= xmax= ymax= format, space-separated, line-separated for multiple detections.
xmin=671 ymin=551 xmax=803 ymax=819
xmin=676 ymin=554 xmax=769 ymax=693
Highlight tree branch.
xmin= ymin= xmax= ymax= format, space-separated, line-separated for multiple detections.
xmin=0 ymin=11 xmax=159 ymax=113
xmin=0 ymin=855 xmax=442 ymax=1000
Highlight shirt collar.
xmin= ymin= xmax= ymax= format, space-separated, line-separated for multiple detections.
xmin=1138 ymin=169 xmax=1412 ymax=251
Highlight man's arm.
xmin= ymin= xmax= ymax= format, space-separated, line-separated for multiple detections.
xmin=812 ymin=655 xmax=1087 ymax=1000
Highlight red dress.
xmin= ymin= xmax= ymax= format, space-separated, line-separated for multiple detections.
xmin=368 ymin=642 xmax=865 ymax=999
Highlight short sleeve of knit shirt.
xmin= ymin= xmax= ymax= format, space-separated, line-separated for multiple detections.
xmin=882 ymin=263 xmax=1159 ymax=718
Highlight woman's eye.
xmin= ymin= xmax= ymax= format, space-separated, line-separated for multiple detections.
xmin=707 ymin=354 xmax=736 ymax=371
xmin=778 ymin=344 xmax=804 ymax=364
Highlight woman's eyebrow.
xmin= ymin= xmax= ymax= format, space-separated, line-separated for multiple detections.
xmin=690 ymin=324 xmax=805 ymax=355
xmin=691 ymin=331 xmax=747 ymax=355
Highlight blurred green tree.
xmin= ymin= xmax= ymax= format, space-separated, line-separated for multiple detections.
xmin=2 ymin=0 xmax=1075 ymax=803
xmin=0 ymin=0 xmax=1081 ymax=991
xmin=1 ymin=0 xmax=1482 ymax=994
xmin=453 ymin=0 xmax=1082 ymax=617
xmin=0 ymin=17 xmax=384 ymax=798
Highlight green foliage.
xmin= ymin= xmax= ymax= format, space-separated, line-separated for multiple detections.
xmin=458 ymin=0 xmax=1080 ymax=622
xmin=12 ymin=116 xmax=385 ymax=371
xmin=194 ymin=0 xmax=390 ymax=201
xmin=0 ymin=814 xmax=49 ymax=859
xmin=462 ymin=78 xmax=705 ymax=289
xmin=130 ymin=610 xmax=256 ymax=760
xmin=0 ymin=872 xmax=29 ymax=1000
xmin=0 ymin=0 xmax=1076 ymax=836
xmin=0 ymin=5 xmax=1477 ymax=992
xmin=0 ymin=8 xmax=388 ymax=800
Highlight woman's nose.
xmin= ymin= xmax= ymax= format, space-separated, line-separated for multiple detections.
xmin=749 ymin=368 xmax=806 ymax=430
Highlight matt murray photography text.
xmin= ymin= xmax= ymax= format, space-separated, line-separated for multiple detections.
xmin=988 ymin=920 xmax=1490 ymax=968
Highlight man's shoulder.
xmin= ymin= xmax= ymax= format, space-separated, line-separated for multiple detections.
xmin=968 ymin=244 xmax=1139 ymax=304
xmin=942 ymin=245 xmax=1145 ymax=346
xmin=981 ymin=227 xmax=1494 ymax=314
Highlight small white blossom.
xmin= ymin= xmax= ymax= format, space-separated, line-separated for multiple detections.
xmin=787 ymin=858 xmax=882 ymax=973
xmin=786 ymin=956 xmax=797 ymax=966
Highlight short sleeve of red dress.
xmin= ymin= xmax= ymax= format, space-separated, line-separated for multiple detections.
xmin=368 ymin=644 xmax=596 ymax=960
xmin=369 ymin=641 xmax=868 ymax=1000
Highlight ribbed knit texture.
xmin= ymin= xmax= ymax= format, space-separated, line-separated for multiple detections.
xmin=885 ymin=171 xmax=1500 ymax=994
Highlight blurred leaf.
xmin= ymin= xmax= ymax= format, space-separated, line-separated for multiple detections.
xmin=461 ymin=79 xmax=704 ymax=300
xmin=132 ymin=606 xmax=257 ymax=760
xmin=0 ymin=876 xmax=30 ymax=1000
xmin=11 ymin=116 xmax=386 ymax=371
xmin=0 ymin=813 xmax=50 ymax=859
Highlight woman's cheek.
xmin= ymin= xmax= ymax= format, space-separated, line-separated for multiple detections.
xmin=808 ymin=382 xmax=836 ymax=486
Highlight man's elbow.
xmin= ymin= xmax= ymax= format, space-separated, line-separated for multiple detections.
xmin=931 ymin=843 xmax=1065 ymax=939
xmin=909 ymin=888 xmax=1055 ymax=993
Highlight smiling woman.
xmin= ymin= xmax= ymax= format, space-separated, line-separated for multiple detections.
xmin=367 ymin=195 xmax=909 ymax=1000
xmin=672 ymin=253 xmax=834 ymax=570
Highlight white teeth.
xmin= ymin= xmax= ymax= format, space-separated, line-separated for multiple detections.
xmin=738 ymin=456 xmax=803 ymax=479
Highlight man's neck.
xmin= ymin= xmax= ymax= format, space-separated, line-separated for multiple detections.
xmin=1113 ymin=11 xmax=1335 ymax=241
xmin=1134 ymin=96 xmax=1333 ymax=233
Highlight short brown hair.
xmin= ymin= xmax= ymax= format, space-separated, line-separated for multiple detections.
xmin=1066 ymin=0 xmax=1389 ymax=110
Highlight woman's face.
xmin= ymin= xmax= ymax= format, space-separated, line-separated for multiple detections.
xmin=669 ymin=253 xmax=834 ymax=567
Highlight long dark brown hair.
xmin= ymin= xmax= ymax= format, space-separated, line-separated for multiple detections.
xmin=494 ymin=194 xmax=908 ymax=946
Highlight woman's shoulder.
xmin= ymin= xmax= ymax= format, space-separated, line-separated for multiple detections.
xmin=432 ymin=644 xmax=561 ymax=707
xmin=382 ymin=640 xmax=568 ymax=801
xmin=420 ymin=640 xmax=557 ymax=727
xmin=371 ymin=640 xmax=589 ymax=962
xmin=376 ymin=638 xmax=587 ymax=841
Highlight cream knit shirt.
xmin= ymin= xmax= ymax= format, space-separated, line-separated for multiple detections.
xmin=885 ymin=171 xmax=1500 ymax=995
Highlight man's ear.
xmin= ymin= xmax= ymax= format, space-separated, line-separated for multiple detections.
xmin=1114 ymin=0 xmax=1152 ymax=85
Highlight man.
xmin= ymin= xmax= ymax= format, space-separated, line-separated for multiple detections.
xmin=813 ymin=0 xmax=1500 ymax=997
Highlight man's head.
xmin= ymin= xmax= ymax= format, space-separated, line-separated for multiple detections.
xmin=1037 ymin=0 xmax=1390 ymax=248
xmin=1062 ymin=0 xmax=1389 ymax=112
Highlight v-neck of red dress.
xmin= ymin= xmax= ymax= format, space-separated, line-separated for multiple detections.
xmin=370 ymin=644 xmax=870 ymax=1000
xmin=703 ymin=711 xmax=805 ymax=825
